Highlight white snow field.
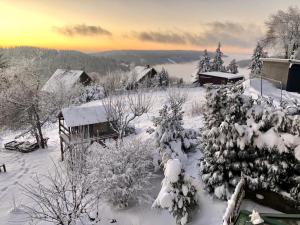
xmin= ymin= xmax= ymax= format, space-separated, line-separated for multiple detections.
xmin=0 ymin=82 xmax=288 ymax=225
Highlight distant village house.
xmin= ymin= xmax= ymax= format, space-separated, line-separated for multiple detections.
xmin=130 ymin=65 xmax=158 ymax=88
xmin=42 ymin=69 xmax=92 ymax=93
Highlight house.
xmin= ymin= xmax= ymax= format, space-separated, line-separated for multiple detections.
xmin=194 ymin=71 xmax=244 ymax=86
xmin=42 ymin=69 xmax=92 ymax=93
xmin=131 ymin=65 xmax=158 ymax=88
xmin=261 ymin=58 xmax=300 ymax=92
xmin=58 ymin=102 xmax=117 ymax=160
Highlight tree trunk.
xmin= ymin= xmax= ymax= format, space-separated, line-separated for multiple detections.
xmin=33 ymin=107 xmax=45 ymax=149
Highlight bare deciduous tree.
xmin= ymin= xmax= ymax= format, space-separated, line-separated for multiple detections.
xmin=264 ymin=6 xmax=300 ymax=58
xmin=101 ymin=70 xmax=129 ymax=96
xmin=0 ymin=59 xmax=61 ymax=148
xmin=22 ymin=158 xmax=97 ymax=225
xmin=102 ymin=91 xmax=152 ymax=139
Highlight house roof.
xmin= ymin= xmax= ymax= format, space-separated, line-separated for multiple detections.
xmin=199 ymin=71 xmax=244 ymax=79
xmin=132 ymin=66 xmax=155 ymax=82
xmin=261 ymin=58 xmax=300 ymax=65
xmin=42 ymin=69 xmax=87 ymax=93
xmin=62 ymin=103 xmax=107 ymax=127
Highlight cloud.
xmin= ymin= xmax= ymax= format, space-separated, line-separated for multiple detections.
xmin=135 ymin=31 xmax=186 ymax=44
xmin=53 ymin=24 xmax=112 ymax=37
xmin=133 ymin=22 xmax=263 ymax=48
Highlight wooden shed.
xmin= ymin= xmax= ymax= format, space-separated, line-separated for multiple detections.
xmin=195 ymin=71 xmax=244 ymax=86
xmin=58 ymin=103 xmax=117 ymax=160
xmin=261 ymin=58 xmax=300 ymax=92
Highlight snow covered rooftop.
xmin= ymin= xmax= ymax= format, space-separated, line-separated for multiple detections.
xmin=62 ymin=104 xmax=108 ymax=127
xmin=199 ymin=71 xmax=244 ymax=79
xmin=42 ymin=69 xmax=87 ymax=93
xmin=261 ymin=58 xmax=300 ymax=64
xmin=132 ymin=66 xmax=155 ymax=82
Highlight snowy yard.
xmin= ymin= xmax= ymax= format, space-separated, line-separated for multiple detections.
xmin=0 ymin=83 xmax=288 ymax=225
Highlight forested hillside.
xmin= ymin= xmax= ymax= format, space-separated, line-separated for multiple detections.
xmin=1 ymin=47 xmax=128 ymax=83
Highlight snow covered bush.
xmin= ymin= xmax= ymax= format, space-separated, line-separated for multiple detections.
xmin=152 ymin=90 xmax=199 ymax=224
xmin=75 ymin=84 xmax=105 ymax=103
xmin=153 ymin=159 xmax=198 ymax=225
xmin=88 ymin=138 xmax=155 ymax=208
xmin=200 ymin=83 xmax=300 ymax=200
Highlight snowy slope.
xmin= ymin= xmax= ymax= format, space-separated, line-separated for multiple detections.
xmin=0 ymin=85 xmax=285 ymax=225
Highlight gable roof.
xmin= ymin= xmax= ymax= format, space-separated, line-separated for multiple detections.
xmin=261 ymin=58 xmax=300 ymax=64
xmin=62 ymin=103 xmax=108 ymax=127
xmin=199 ymin=71 xmax=244 ymax=79
xmin=42 ymin=69 xmax=88 ymax=93
xmin=132 ymin=66 xmax=156 ymax=82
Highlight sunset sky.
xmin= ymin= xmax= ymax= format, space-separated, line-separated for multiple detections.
xmin=1 ymin=0 xmax=300 ymax=54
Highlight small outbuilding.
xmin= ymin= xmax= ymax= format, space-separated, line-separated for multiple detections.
xmin=261 ymin=58 xmax=300 ymax=92
xmin=58 ymin=103 xmax=117 ymax=160
xmin=194 ymin=71 xmax=244 ymax=86
xmin=42 ymin=69 xmax=92 ymax=93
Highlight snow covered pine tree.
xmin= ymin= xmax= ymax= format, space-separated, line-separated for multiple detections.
xmin=211 ymin=42 xmax=226 ymax=72
xmin=249 ymin=42 xmax=266 ymax=76
xmin=158 ymin=67 xmax=170 ymax=87
xmin=226 ymin=59 xmax=239 ymax=74
xmin=194 ymin=49 xmax=211 ymax=84
xmin=200 ymin=83 xmax=253 ymax=200
xmin=152 ymin=91 xmax=198 ymax=225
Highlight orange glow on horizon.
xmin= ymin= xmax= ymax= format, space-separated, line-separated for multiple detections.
xmin=0 ymin=0 xmax=266 ymax=55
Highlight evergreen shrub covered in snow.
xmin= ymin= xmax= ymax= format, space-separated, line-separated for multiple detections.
xmin=152 ymin=91 xmax=199 ymax=225
xmin=200 ymin=83 xmax=253 ymax=199
xmin=88 ymin=138 xmax=155 ymax=208
xmin=235 ymin=98 xmax=300 ymax=193
xmin=153 ymin=91 xmax=198 ymax=164
xmin=200 ymin=83 xmax=300 ymax=200
xmin=153 ymin=159 xmax=198 ymax=225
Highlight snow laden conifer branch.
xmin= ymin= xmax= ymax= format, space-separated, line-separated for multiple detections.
xmin=152 ymin=89 xmax=198 ymax=225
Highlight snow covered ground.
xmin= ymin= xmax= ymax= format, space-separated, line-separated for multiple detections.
xmin=0 ymin=84 xmax=286 ymax=225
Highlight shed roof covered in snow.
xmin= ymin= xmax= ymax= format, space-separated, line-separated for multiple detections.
xmin=62 ymin=104 xmax=107 ymax=127
xmin=42 ymin=69 xmax=92 ymax=93
xmin=261 ymin=58 xmax=300 ymax=64
xmin=199 ymin=71 xmax=244 ymax=80
xmin=132 ymin=65 xmax=157 ymax=82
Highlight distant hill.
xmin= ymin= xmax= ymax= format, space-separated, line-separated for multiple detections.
xmin=236 ymin=59 xmax=251 ymax=68
xmin=91 ymin=50 xmax=214 ymax=65
xmin=1 ymin=47 xmax=128 ymax=84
